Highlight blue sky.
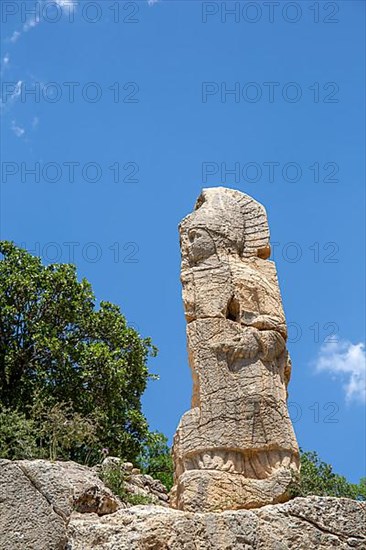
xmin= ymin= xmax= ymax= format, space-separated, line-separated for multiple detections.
xmin=1 ymin=0 xmax=365 ymax=482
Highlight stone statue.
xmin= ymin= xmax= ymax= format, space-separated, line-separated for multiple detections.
xmin=170 ymin=187 xmax=300 ymax=512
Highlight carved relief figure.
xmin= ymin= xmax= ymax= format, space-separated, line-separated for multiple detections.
xmin=170 ymin=187 xmax=299 ymax=512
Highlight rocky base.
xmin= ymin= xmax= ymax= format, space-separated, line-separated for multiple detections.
xmin=0 ymin=458 xmax=168 ymax=550
xmin=0 ymin=460 xmax=364 ymax=550
xmin=171 ymin=467 xmax=293 ymax=512
xmin=68 ymin=497 xmax=366 ymax=549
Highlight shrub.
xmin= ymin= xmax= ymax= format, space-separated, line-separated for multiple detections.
xmin=289 ymin=449 xmax=365 ymax=500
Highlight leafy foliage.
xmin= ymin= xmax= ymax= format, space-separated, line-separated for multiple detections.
xmin=0 ymin=241 xmax=157 ymax=462
xmin=126 ymin=493 xmax=153 ymax=505
xmin=31 ymin=397 xmax=98 ymax=462
xmin=138 ymin=432 xmax=174 ymax=491
xmin=357 ymin=478 xmax=366 ymax=500
xmin=0 ymin=406 xmax=38 ymax=460
xmin=100 ymin=462 xmax=153 ymax=505
xmin=100 ymin=462 xmax=126 ymax=498
xmin=290 ymin=450 xmax=366 ymax=501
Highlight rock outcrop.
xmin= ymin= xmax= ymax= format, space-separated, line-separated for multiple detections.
xmin=0 ymin=458 xmax=168 ymax=550
xmin=67 ymin=496 xmax=365 ymax=549
xmin=1 ymin=459 xmax=364 ymax=549
xmin=171 ymin=188 xmax=299 ymax=512
xmin=0 ymin=460 xmax=68 ymax=550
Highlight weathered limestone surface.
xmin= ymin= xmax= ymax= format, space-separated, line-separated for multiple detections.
xmin=1 ymin=461 xmax=365 ymax=549
xmin=0 ymin=459 xmax=168 ymax=550
xmin=171 ymin=187 xmax=300 ymax=512
xmin=67 ymin=497 xmax=366 ymax=550
xmin=0 ymin=460 xmax=68 ymax=550
xmin=15 ymin=459 xmax=120 ymax=516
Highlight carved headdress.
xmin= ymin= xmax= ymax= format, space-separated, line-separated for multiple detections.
xmin=180 ymin=187 xmax=270 ymax=259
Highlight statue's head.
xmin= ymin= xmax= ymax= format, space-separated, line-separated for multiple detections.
xmin=179 ymin=187 xmax=271 ymax=267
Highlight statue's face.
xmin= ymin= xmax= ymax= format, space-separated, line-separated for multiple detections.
xmin=186 ymin=227 xmax=216 ymax=266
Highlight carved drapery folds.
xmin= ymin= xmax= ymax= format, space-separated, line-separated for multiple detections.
xmin=171 ymin=187 xmax=299 ymax=512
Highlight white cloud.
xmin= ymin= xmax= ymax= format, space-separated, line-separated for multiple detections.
xmin=10 ymin=120 xmax=25 ymax=137
xmin=314 ymin=340 xmax=366 ymax=403
xmin=1 ymin=80 xmax=22 ymax=106
xmin=8 ymin=14 xmax=40 ymax=43
xmin=53 ymin=0 xmax=78 ymax=12
xmin=0 ymin=80 xmax=22 ymax=114
xmin=8 ymin=0 xmax=77 ymax=44
xmin=1 ymin=54 xmax=10 ymax=77
xmin=23 ymin=15 xmax=41 ymax=33
xmin=147 ymin=0 xmax=160 ymax=5
xmin=13 ymin=80 xmax=22 ymax=97
xmin=7 ymin=80 xmax=23 ymax=103
xmin=10 ymin=31 xmax=21 ymax=43
xmin=55 ymin=0 xmax=78 ymax=7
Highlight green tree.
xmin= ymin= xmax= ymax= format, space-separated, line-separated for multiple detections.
xmin=290 ymin=449 xmax=365 ymax=501
xmin=0 ymin=241 xmax=157 ymax=462
xmin=138 ymin=431 xmax=174 ymax=491
xmin=357 ymin=478 xmax=366 ymax=500
xmin=0 ymin=406 xmax=38 ymax=460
